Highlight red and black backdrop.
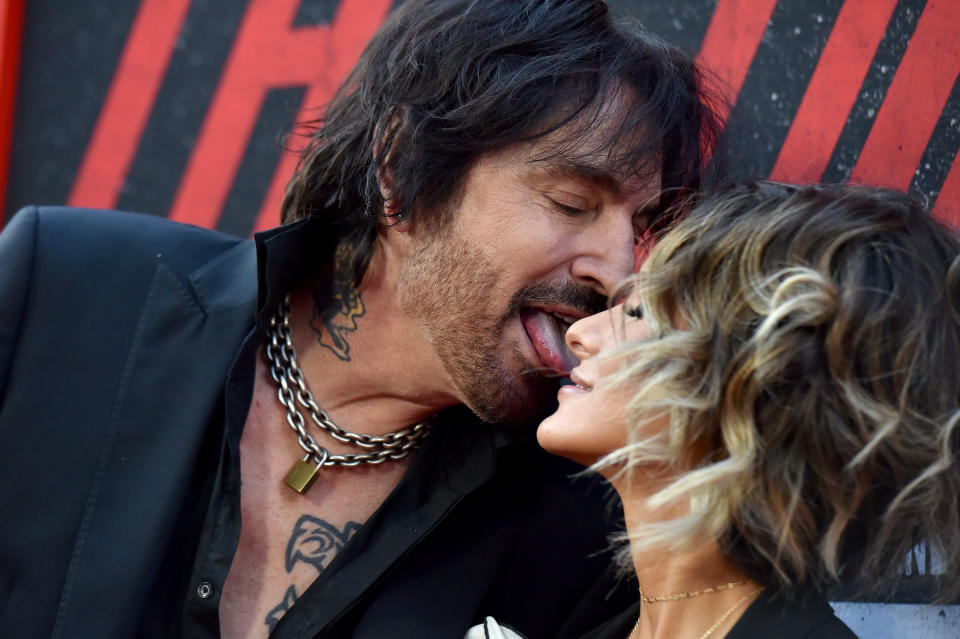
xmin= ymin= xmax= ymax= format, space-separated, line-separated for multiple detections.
xmin=3 ymin=0 xmax=960 ymax=235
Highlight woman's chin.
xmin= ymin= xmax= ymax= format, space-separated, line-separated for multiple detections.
xmin=536 ymin=419 xmax=600 ymax=468
xmin=534 ymin=412 xmax=563 ymax=451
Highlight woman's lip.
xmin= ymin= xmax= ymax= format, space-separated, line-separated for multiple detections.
xmin=569 ymin=368 xmax=592 ymax=390
xmin=557 ymin=383 xmax=588 ymax=399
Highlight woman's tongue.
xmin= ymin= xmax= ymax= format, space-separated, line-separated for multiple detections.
xmin=520 ymin=308 xmax=580 ymax=374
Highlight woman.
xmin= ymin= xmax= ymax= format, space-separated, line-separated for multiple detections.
xmin=536 ymin=182 xmax=960 ymax=639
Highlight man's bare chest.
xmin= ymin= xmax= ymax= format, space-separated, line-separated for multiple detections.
xmin=217 ymin=368 xmax=410 ymax=639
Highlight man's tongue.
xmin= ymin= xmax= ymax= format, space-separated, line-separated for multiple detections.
xmin=520 ymin=308 xmax=580 ymax=374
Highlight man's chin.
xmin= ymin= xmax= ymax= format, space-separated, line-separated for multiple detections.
xmin=466 ymin=376 xmax=560 ymax=426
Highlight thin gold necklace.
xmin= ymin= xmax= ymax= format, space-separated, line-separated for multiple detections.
xmin=638 ymin=579 xmax=747 ymax=604
xmin=628 ymin=584 xmax=762 ymax=639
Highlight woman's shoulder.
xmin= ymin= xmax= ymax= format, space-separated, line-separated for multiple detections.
xmin=728 ymin=590 xmax=858 ymax=639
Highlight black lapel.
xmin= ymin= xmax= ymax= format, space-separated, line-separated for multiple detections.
xmin=52 ymin=242 xmax=257 ymax=639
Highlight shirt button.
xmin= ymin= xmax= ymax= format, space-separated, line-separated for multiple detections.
xmin=197 ymin=581 xmax=214 ymax=599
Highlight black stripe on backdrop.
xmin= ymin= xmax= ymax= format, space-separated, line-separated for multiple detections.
xmin=293 ymin=0 xmax=340 ymax=28
xmin=911 ymin=72 xmax=960 ymax=207
xmin=608 ymin=0 xmax=718 ymax=54
xmin=6 ymin=0 xmax=140 ymax=216
xmin=722 ymin=0 xmax=845 ymax=181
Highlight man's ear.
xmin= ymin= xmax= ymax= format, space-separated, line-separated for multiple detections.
xmin=381 ymin=197 xmax=411 ymax=232
xmin=380 ymin=194 xmax=413 ymax=234
xmin=381 ymin=197 xmax=408 ymax=226
xmin=374 ymin=109 xmax=412 ymax=232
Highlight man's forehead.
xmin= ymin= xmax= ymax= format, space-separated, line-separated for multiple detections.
xmin=531 ymin=87 xmax=658 ymax=175
xmin=519 ymin=119 xmax=661 ymax=198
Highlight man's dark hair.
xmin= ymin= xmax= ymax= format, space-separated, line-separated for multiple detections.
xmin=282 ymin=0 xmax=722 ymax=283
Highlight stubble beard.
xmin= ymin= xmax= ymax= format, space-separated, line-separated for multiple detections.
xmin=397 ymin=231 xmax=559 ymax=426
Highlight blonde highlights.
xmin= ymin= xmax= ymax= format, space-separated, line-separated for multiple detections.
xmin=600 ymin=182 xmax=960 ymax=601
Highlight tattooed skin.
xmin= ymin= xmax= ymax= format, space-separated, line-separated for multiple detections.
xmin=264 ymin=586 xmax=298 ymax=632
xmin=311 ymin=243 xmax=365 ymax=361
xmin=264 ymin=516 xmax=362 ymax=632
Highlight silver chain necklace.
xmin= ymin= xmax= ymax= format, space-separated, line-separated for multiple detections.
xmin=266 ymin=295 xmax=432 ymax=494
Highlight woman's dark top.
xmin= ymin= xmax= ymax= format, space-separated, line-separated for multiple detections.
xmin=580 ymin=590 xmax=860 ymax=639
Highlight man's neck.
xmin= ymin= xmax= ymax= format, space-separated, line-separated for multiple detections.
xmin=281 ymin=244 xmax=459 ymax=435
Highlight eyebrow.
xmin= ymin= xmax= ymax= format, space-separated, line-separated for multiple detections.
xmin=540 ymin=161 xmax=625 ymax=196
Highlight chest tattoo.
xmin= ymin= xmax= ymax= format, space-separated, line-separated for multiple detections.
xmin=264 ymin=515 xmax=362 ymax=632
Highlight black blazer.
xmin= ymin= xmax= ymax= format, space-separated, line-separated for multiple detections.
xmin=0 ymin=206 xmax=258 ymax=638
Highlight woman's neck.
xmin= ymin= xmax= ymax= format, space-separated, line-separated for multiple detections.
xmin=614 ymin=476 xmax=764 ymax=639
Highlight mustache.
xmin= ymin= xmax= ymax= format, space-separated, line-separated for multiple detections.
xmin=502 ymin=279 xmax=608 ymax=321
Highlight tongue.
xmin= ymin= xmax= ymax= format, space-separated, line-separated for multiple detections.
xmin=520 ymin=309 xmax=580 ymax=374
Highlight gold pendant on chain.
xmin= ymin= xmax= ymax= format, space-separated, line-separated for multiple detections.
xmin=283 ymin=455 xmax=322 ymax=494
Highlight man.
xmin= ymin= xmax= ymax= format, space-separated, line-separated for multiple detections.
xmin=0 ymin=1 xmax=717 ymax=637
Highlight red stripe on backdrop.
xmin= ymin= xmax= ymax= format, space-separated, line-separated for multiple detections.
xmin=67 ymin=0 xmax=191 ymax=210
xmin=770 ymin=0 xmax=897 ymax=183
xmin=251 ymin=0 xmax=394 ymax=232
xmin=168 ymin=0 xmax=392 ymax=230
xmin=0 ymin=0 xmax=25 ymax=221
xmin=849 ymin=0 xmax=960 ymax=191
xmin=695 ymin=0 xmax=778 ymax=129
xmin=0 ymin=0 xmax=24 ymax=220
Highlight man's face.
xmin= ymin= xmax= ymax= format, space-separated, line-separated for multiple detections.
xmin=397 ymin=123 xmax=661 ymax=425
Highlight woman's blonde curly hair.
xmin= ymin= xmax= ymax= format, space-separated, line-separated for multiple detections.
xmin=599 ymin=181 xmax=960 ymax=602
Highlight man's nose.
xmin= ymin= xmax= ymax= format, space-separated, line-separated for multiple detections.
xmin=569 ymin=210 xmax=637 ymax=296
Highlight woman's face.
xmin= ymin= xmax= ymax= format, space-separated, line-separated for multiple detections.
xmin=537 ymin=303 xmax=661 ymax=469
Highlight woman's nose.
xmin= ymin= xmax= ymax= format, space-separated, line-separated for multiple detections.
xmin=565 ymin=308 xmax=615 ymax=361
